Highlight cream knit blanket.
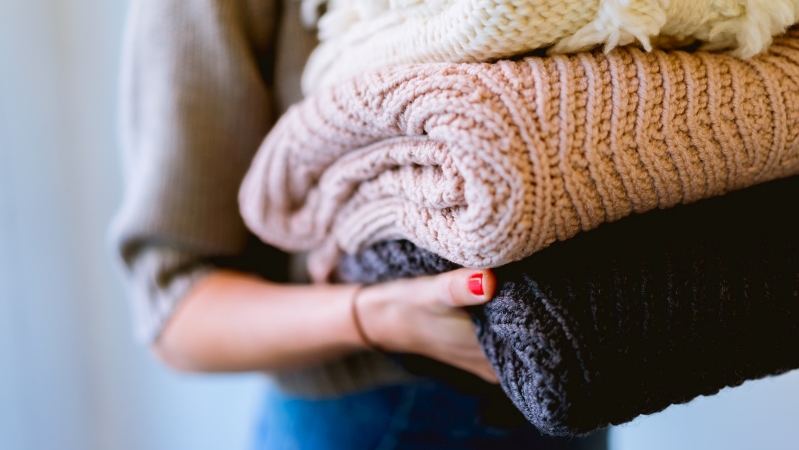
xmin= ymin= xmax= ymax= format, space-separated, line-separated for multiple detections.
xmin=240 ymin=29 xmax=799 ymax=282
xmin=301 ymin=0 xmax=799 ymax=93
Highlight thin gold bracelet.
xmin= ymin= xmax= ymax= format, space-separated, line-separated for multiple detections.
xmin=350 ymin=285 xmax=381 ymax=351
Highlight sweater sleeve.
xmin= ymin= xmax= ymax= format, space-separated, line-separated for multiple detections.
xmin=110 ymin=0 xmax=279 ymax=342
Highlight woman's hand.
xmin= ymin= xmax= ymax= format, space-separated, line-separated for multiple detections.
xmin=355 ymin=269 xmax=499 ymax=383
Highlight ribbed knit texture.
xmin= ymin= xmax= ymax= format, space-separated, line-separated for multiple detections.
xmin=337 ymin=175 xmax=799 ymax=437
xmin=301 ymin=0 xmax=799 ymax=92
xmin=240 ymin=28 xmax=799 ymax=283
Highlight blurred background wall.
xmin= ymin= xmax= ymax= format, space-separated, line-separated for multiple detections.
xmin=0 ymin=1 xmax=264 ymax=449
xmin=0 ymin=1 xmax=796 ymax=449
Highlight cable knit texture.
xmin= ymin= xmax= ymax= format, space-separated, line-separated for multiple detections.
xmin=240 ymin=28 xmax=799 ymax=282
xmin=337 ymin=175 xmax=799 ymax=437
xmin=301 ymin=0 xmax=799 ymax=92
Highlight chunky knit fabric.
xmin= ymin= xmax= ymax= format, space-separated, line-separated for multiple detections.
xmin=240 ymin=29 xmax=799 ymax=282
xmin=301 ymin=0 xmax=799 ymax=92
xmin=337 ymin=175 xmax=799 ymax=437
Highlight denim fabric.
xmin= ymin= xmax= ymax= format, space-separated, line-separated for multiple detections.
xmin=253 ymin=380 xmax=608 ymax=450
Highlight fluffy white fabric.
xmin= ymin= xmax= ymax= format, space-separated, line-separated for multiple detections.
xmin=301 ymin=0 xmax=799 ymax=94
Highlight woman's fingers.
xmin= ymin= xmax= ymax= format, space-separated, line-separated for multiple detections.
xmin=443 ymin=344 xmax=500 ymax=384
xmin=470 ymin=359 xmax=500 ymax=384
xmin=431 ymin=268 xmax=497 ymax=307
xmin=416 ymin=268 xmax=500 ymax=383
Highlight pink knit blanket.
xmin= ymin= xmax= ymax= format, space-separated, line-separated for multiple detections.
xmin=240 ymin=29 xmax=799 ymax=282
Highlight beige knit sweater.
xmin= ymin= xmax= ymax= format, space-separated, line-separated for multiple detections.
xmin=241 ymin=27 xmax=799 ymax=282
xmin=301 ymin=0 xmax=799 ymax=93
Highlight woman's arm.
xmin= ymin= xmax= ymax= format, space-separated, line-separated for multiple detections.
xmin=155 ymin=268 xmax=499 ymax=383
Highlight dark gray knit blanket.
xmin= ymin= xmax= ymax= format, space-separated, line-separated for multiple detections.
xmin=337 ymin=175 xmax=799 ymax=437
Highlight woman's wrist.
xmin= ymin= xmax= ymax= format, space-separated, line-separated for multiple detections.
xmin=352 ymin=283 xmax=408 ymax=353
xmin=350 ymin=285 xmax=382 ymax=351
xmin=326 ymin=284 xmax=373 ymax=352
xmin=353 ymin=282 xmax=436 ymax=355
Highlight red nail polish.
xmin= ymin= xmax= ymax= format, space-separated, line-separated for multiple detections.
xmin=468 ymin=273 xmax=484 ymax=296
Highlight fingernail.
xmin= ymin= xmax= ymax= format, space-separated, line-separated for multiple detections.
xmin=468 ymin=273 xmax=484 ymax=296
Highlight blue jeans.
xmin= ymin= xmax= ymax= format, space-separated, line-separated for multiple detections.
xmin=253 ymin=380 xmax=607 ymax=450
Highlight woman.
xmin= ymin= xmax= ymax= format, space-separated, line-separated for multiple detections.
xmin=112 ymin=0 xmax=607 ymax=448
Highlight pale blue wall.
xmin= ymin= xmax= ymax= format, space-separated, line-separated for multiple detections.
xmin=0 ymin=1 xmax=264 ymax=449
xmin=611 ymin=370 xmax=799 ymax=450
xmin=1 ymin=1 xmax=798 ymax=449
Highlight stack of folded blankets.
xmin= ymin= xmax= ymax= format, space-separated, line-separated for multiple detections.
xmin=240 ymin=0 xmax=799 ymax=437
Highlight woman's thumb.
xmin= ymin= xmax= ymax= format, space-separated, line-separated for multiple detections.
xmin=435 ymin=268 xmax=496 ymax=307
